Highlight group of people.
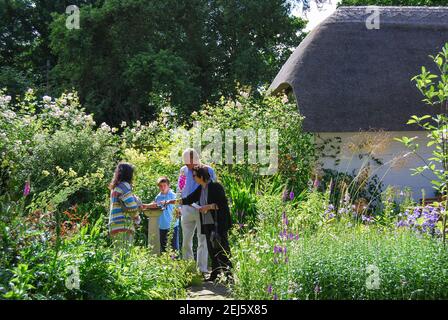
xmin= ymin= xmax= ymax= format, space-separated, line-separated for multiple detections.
xmin=108 ymin=148 xmax=232 ymax=282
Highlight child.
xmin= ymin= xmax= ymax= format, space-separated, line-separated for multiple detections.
xmin=149 ymin=176 xmax=179 ymax=253
xmin=108 ymin=162 xmax=145 ymax=248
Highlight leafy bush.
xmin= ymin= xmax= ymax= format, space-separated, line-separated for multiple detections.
xmin=0 ymin=90 xmax=119 ymax=217
xmin=191 ymin=88 xmax=314 ymax=193
xmin=1 ymin=212 xmax=196 ymax=300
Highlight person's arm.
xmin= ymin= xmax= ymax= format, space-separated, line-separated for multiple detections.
xmin=198 ymin=183 xmax=226 ymax=213
xmin=198 ymin=203 xmax=218 ymax=213
xmin=163 ymin=185 xmax=201 ymax=206
xmin=181 ymin=185 xmax=201 ymax=205
xmin=119 ymin=191 xmax=141 ymax=217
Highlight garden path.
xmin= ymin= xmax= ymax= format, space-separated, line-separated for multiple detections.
xmin=187 ymin=281 xmax=231 ymax=300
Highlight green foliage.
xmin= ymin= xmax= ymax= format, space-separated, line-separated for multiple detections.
xmin=231 ymin=215 xmax=448 ymax=300
xmin=46 ymin=0 xmax=305 ymax=125
xmin=192 ymin=88 xmax=314 ymax=193
xmin=0 ymin=90 xmax=119 ymax=218
xmin=220 ymin=173 xmax=259 ymax=229
xmin=0 ymin=207 xmax=196 ymax=300
xmin=396 ymin=42 xmax=448 ymax=244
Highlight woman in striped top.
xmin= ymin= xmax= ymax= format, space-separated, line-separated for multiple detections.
xmin=108 ymin=162 xmax=144 ymax=248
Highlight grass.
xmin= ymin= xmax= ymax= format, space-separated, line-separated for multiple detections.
xmin=231 ymin=222 xmax=448 ymax=300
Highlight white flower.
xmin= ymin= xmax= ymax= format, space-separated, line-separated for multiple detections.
xmin=43 ymin=95 xmax=52 ymax=103
xmin=100 ymin=122 xmax=111 ymax=132
xmin=84 ymin=115 xmax=95 ymax=125
xmin=120 ymin=121 xmax=127 ymax=128
xmin=60 ymin=98 xmax=67 ymax=106
xmin=4 ymin=96 xmax=11 ymax=103
xmin=240 ymin=91 xmax=250 ymax=98
xmin=161 ymin=106 xmax=175 ymax=116
xmin=2 ymin=110 xmax=16 ymax=120
xmin=136 ymin=120 xmax=141 ymax=128
xmin=282 ymin=95 xmax=289 ymax=103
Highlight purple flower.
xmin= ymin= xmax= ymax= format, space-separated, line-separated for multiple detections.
xmin=314 ymin=284 xmax=321 ymax=294
xmin=289 ymin=191 xmax=295 ymax=200
xmin=396 ymin=220 xmax=408 ymax=228
xmin=23 ymin=180 xmax=30 ymax=197
xmin=274 ymin=245 xmax=283 ymax=254
xmin=313 ymin=179 xmax=320 ymax=189
xmin=267 ymin=285 xmax=272 ymax=294
xmin=273 ymin=294 xmax=278 ymax=300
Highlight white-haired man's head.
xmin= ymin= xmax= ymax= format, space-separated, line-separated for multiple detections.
xmin=182 ymin=148 xmax=201 ymax=169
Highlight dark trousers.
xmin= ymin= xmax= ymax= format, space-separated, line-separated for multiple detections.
xmin=160 ymin=226 xmax=179 ymax=253
xmin=203 ymin=224 xmax=232 ymax=277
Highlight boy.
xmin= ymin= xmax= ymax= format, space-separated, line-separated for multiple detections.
xmin=148 ymin=177 xmax=179 ymax=253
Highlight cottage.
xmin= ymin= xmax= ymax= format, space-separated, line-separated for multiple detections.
xmin=269 ymin=6 xmax=448 ymax=198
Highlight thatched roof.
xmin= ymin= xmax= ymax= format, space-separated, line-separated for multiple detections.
xmin=269 ymin=6 xmax=448 ymax=132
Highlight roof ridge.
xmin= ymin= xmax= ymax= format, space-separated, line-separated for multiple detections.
xmin=327 ymin=6 xmax=448 ymax=24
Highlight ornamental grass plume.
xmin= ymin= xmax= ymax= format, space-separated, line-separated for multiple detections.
xmin=343 ymin=130 xmax=391 ymax=156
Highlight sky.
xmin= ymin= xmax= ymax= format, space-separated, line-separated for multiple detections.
xmin=292 ymin=0 xmax=342 ymax=32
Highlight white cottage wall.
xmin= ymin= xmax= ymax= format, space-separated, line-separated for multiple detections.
xmin=316 ymin=131 xmax=439 ymax=199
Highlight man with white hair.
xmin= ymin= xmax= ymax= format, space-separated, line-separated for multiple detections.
xmin=177 ymin=148 xmax=216 ymax=274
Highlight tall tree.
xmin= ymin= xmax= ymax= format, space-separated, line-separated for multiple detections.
xmin=49 ymin=0 xmax=306 ymax=125
xmin=0 ymin=0 xmax=103 ymax=96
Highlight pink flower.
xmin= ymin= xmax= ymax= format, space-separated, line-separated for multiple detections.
xmin=23 ymin=180 xmax=30 ymax=197
xmin=178 ymin=174 xmax=186 ymax=191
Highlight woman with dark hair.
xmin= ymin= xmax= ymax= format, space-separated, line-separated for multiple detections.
xmin=109 ymin=162 xmax=145 ymax=248
xmin=164 ymin=165 xmax=232 ymax=281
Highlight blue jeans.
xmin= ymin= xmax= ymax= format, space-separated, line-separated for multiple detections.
xmin=159 ymin=226 xmax=179 ymax=253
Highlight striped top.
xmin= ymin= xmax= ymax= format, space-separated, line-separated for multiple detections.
xmin=109 ymin=182 xmax=141 ymax=235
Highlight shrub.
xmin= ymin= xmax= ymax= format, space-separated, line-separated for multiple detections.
xmin=191 ymin=87 xmax=314 ymax=193
xmin=1 ymin=214 xmax=196 ymax=300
